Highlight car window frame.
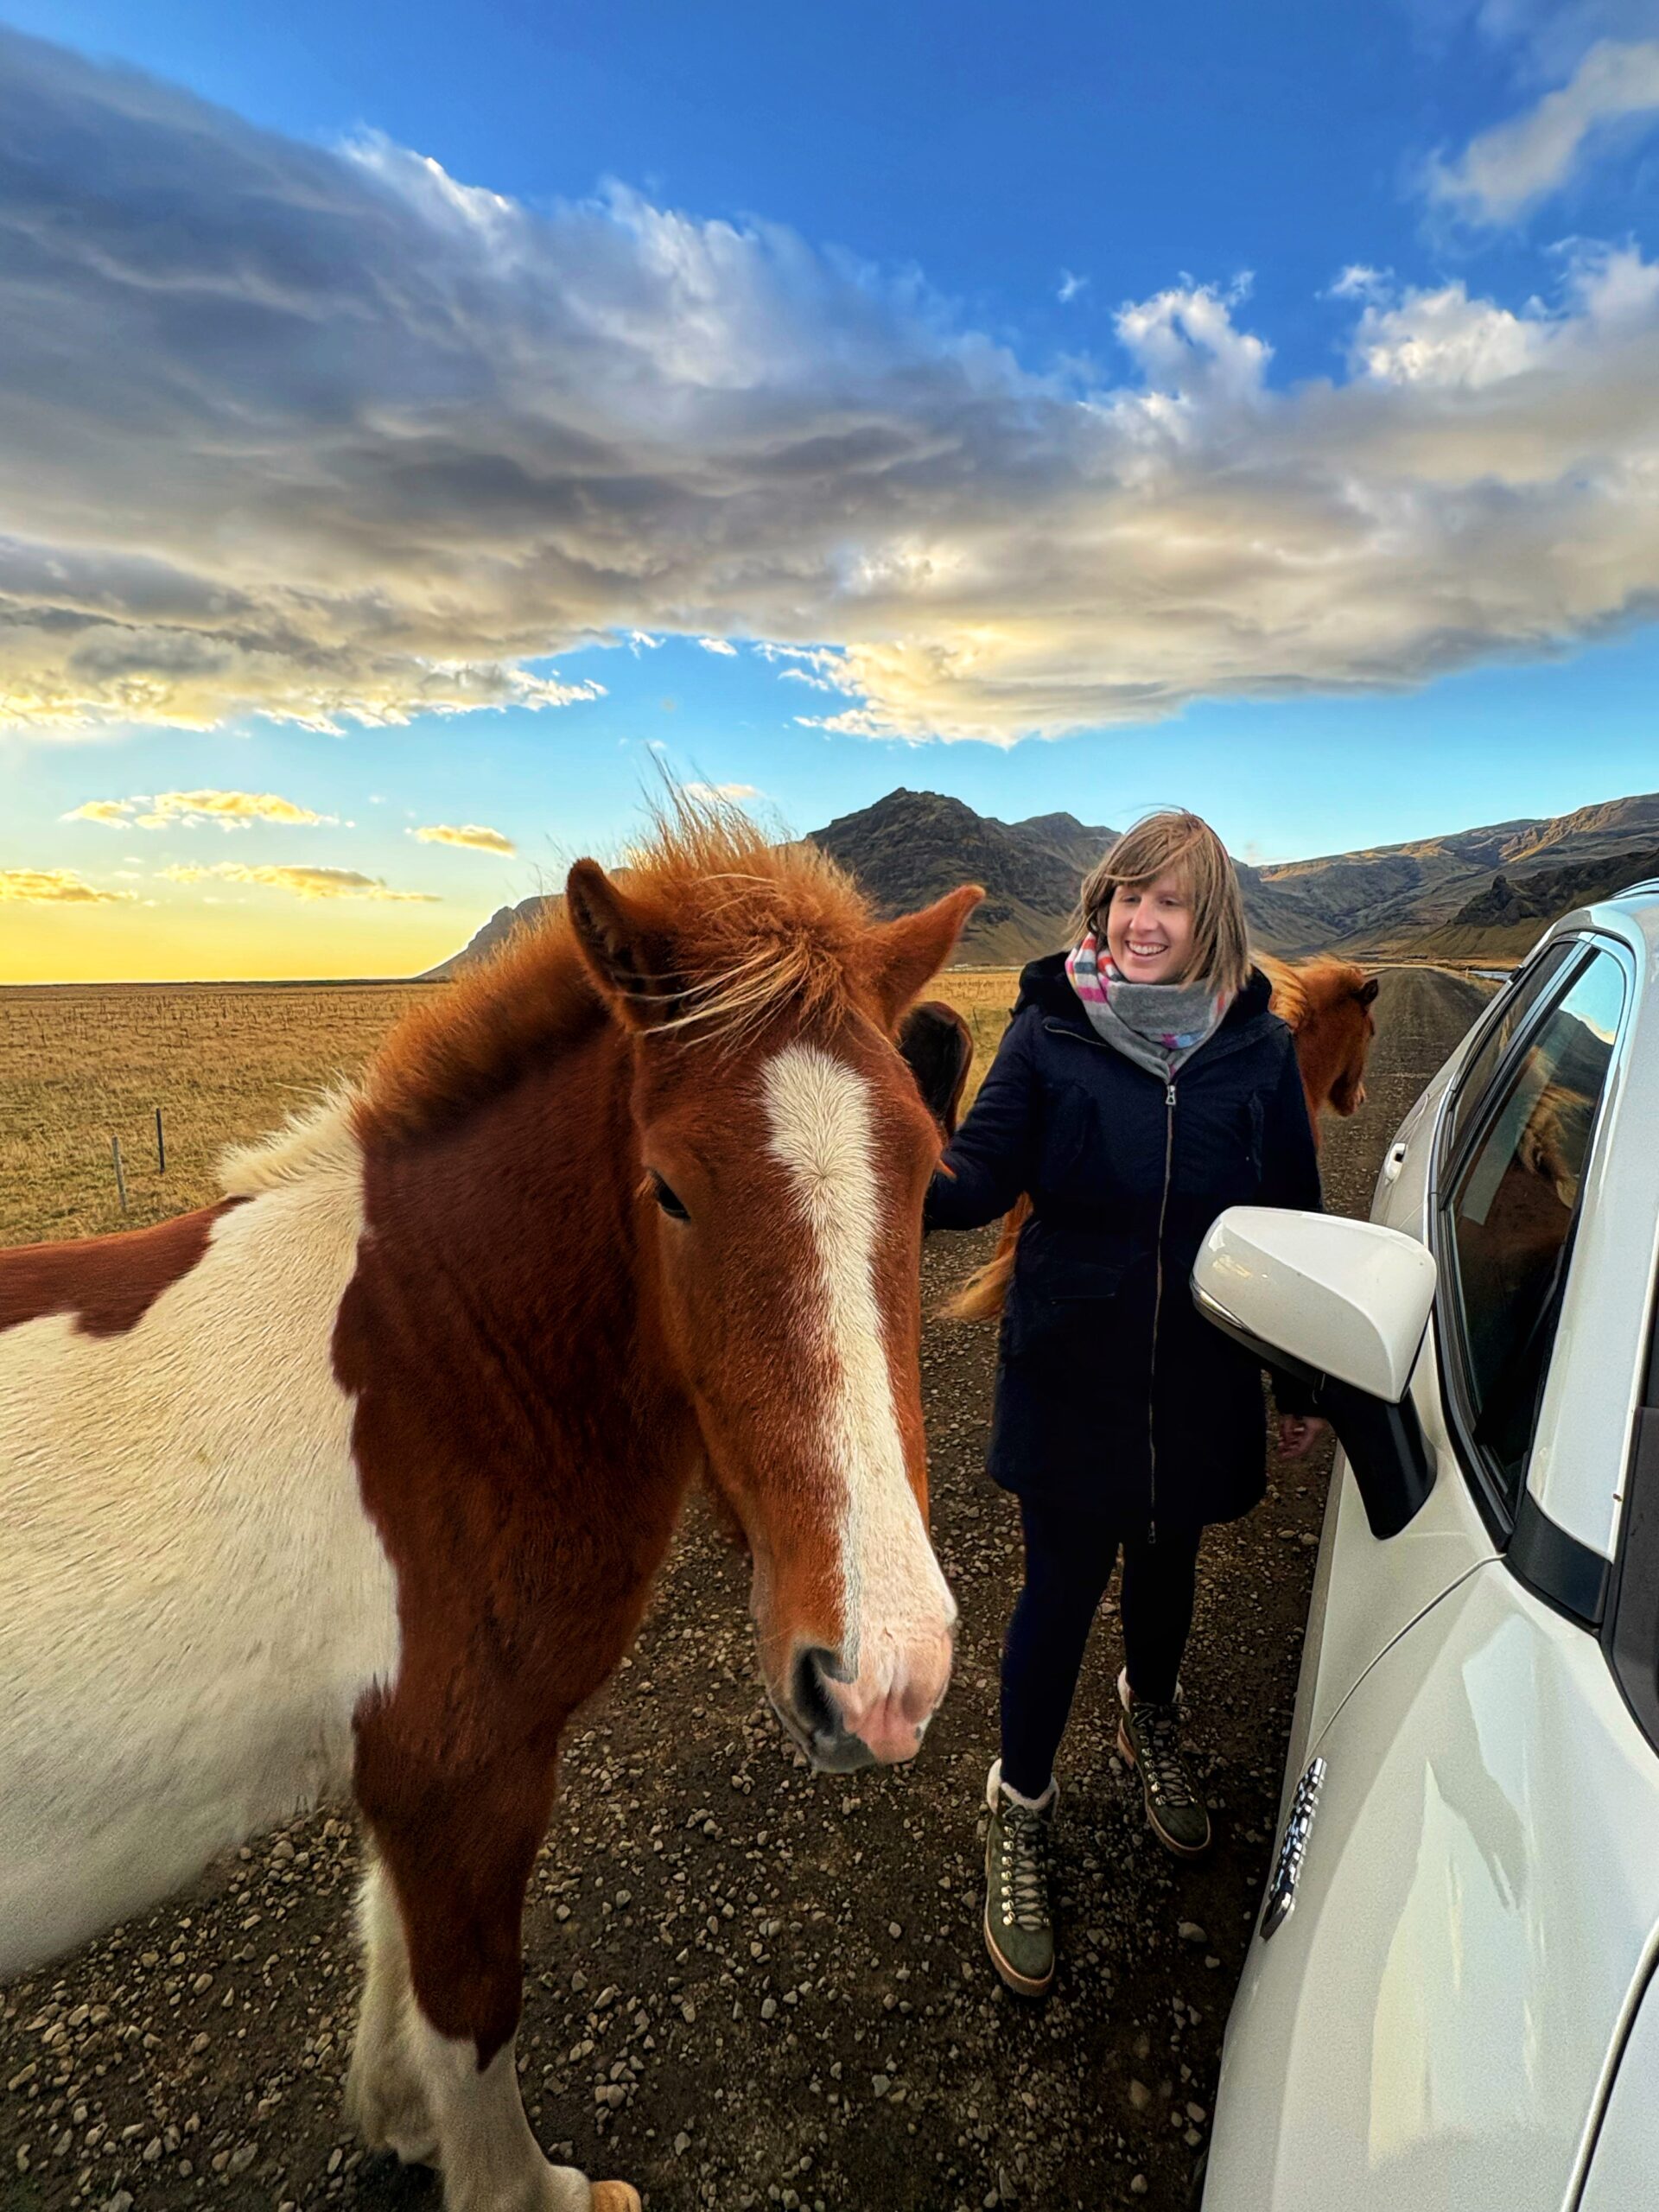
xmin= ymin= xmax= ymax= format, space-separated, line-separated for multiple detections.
xmin=1602 ymin=1255 xmax=1659 ymax=1755
xmin=1440 ymin=937 xmax=1580 ymax=1165
xmin=1429 ymin=932 xmax=1636 ymax=1549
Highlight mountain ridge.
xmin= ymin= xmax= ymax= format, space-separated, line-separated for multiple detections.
xmin=424 ymin=785 xmax=1659 ymax=976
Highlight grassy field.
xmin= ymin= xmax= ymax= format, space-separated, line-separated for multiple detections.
xmin=0 ymin=972 xmax=1020 ymax=1248
xmin=0 ymin=983 xmax=440 ymax=1244
xmin=926 ymin=967 xmax=1020 ymax=1112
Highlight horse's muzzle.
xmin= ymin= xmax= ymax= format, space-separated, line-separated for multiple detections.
xmin=777 ymin=1637 xmax=952 ymax=1772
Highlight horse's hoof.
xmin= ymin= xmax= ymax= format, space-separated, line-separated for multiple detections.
xmin=591 ymin=2186 xmax=642 ymax=2212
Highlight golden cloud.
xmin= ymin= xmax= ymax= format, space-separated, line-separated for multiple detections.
xmin=409 ymin=823 xmax=517 ymax=854
xmin=66 ymin=789 xmax=333 ymax=830
xmin=0 ymin=868 xmax=135 ymax=903
xmin=161 ymin=863 xmax=439 ymax=902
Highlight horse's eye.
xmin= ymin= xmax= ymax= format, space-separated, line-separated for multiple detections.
xmin=650 ymin=1172 xmax=690 ymax=1222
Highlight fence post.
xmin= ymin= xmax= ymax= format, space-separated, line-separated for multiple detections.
xmin=156 ymin=1106 xmax=166 ymax=1175
xmin=111 ymin=1134 xmax=128 ymax=1215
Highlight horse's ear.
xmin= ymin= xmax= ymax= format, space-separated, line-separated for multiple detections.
xmin=566 ymin=860 xmax=684 ymax=1027
xmin=860 ymin=885 xmax=983 ymax=1027
xmin=1357 ymin=976 xmax=1380 ymax=1007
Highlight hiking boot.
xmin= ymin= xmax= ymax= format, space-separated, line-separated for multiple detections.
xmin=982 ymin=1759 xmax=1056 ymax=1997
xmin=1116 ymin=1669 xmax=1212 ymax=1858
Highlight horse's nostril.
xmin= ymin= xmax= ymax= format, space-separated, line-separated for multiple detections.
xmin=791 ymin=1646 xmax=842 ymax=1742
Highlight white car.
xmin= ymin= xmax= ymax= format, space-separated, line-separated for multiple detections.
xmin=1192 ymin=880 xmax=1659 ymax=2211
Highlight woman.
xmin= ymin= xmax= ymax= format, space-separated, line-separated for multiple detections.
xmin=925 ymin=810 xmax=1326 ymax=1998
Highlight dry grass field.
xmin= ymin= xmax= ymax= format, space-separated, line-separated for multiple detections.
xmin=0 ymin=983 xmax=440 ymax=1246
xmin=0 ymin=972 xmax=1019 ymax=1249
xmin=927 ymin=969 xmax=1020 ymax=1113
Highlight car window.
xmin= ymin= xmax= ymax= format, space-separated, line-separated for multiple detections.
xmin=1446 ymin=939 xmax=1579 ymax=1163
xmin=1443 ymin=947 xmax=1626 ymax=1514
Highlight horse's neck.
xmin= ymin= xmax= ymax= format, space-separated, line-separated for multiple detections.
xmin=1300 ymin=1013 xmax=1353 ymax=1123
xmin=349 ymin=1027 xmax=677 ymax=1427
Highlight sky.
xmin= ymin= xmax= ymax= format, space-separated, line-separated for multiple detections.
xmin=3 ymin=0 xmax=1659 ymax=980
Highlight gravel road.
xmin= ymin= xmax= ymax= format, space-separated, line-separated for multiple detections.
xmin=0 ymin=968 xmax=1492 ymax=2212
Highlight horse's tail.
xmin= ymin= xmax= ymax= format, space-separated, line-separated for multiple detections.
xmin=940 ymin=1192 xmax=1031 ymax=1323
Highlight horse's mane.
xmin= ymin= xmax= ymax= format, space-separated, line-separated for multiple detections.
xmin=1255 ymin=953 xmax=1370 ymax=1032
xmin=351 ymin=805 xmax=874 ymax=1150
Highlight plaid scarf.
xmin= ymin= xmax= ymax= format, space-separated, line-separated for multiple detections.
xmin=1064 ymin=932 xmax=1231 ymax=1081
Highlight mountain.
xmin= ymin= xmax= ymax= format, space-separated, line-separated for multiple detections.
xmin=423 ymin=786 xmax=1659 ymax=976
xmin=1412 ymin=844 xmax=1659 ymax=959
xmin=1254 ymin=792 xmax=1659 ymax=955
xmin=804 ymin=790 xmax=1117 ymax=964
xmin=423 ymin=894 xmax=558 ymax=981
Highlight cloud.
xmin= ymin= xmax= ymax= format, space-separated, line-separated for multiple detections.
xmin=0 ymin=867 xmax=134 ymax=902
xmin=62 ymin=798 xmax=131 ymax=825
xmin=1328 ymin=264 xmax=1394 ymax=302
xmin=3 ymin=33 xmax=1659 ymax=748
xmin=160 ymin=863 xmax=439 ymax=901
xmin=677 ymin=781 xmax=760 ymax=802
xmin=696 ymin=637 xmax=739 ymax=656
xmin=408 ymin=822 xmax=517 ymax=853
xmin=1058 ymin=270 xmax=1089 ymax=305
xmin=64 ymin=788 xmax=334 ymax=830
xmin=1426 ymin=38 xmax=1659 ymax=222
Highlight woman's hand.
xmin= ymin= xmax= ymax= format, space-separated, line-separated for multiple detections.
xmin=1276 ymin=1414 xmax=1331 ymax=1460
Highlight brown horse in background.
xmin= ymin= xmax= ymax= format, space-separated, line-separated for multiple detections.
xmin=2 ymin=807 xmax=981 ymax=2212
xmin=944 ymin=956 xmax=1379 ymax=1324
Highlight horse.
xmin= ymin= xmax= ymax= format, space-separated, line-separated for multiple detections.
xmin=0 ymin=809 xmax=982 ymax=2212
xmin=896 ymin=999 xmax=975 ymax=1136
xmin=1254 ymin=955 xmax=1380 ymax=1128
xmin=943 ymin=955 xmax=1380 ymax=1325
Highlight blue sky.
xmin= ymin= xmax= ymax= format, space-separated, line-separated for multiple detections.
xmin=4 ymin=0 xmax=1659 ymax=976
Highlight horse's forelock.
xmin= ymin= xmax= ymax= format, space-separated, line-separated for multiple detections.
xmin=357 ymin=815 xmax=876 ymax=1148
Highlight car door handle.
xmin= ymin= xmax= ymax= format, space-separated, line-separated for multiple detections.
xmin=1382 ymin=1141 xmax=1409 ymax=1185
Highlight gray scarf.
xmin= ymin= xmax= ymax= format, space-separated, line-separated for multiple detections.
xmin=1064 ymin=934 xmax=1231 ymax=1082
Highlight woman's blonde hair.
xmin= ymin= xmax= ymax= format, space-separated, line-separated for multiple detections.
xmin=1072 ymin=808 xmax=1250 ymax=996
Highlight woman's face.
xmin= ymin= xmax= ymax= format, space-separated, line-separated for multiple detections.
xmin=1105 ymin=869 xmax=1195 ymax=984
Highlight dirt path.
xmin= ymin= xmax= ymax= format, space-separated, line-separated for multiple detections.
xmin=0 ymin=969 xmax=1491 ymax=2212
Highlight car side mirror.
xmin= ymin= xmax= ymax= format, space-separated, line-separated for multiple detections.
xmin=1192 ymin=1208 xmax=1439 ymax=1538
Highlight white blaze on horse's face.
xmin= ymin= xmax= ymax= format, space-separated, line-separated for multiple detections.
xmin=753 ymin=1039 xmax=956 ymax=1771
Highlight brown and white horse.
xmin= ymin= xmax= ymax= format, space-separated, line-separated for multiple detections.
xmin=0 ymin=813 xmax=981 ymax=2212
xmin=944 ymin=954 xmax=1380 ymax=1325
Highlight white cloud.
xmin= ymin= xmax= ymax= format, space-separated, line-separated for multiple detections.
xmin=3 ymin=32 xmax=1659 ymax=747
xmin=696 ymin=637 xmax=739 ymax=656
xmin=408 ymin=822 xmax=516 ymax=853
xmin=677 ymin=781 xmax=760 ymax=802
xmin=1427 ymin=38 xmax=1659 ymax=223
xmin=1058 ymin=270 xmax=1089 ymax=304
xmin=1328 ymin=264 xmax=1394 ymax=302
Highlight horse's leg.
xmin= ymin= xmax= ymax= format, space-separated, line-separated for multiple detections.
xmin=344 ymin=1855 xmax=439 ymax=2165
xmin=350 ymin=1780 xmax=638 ymax=2212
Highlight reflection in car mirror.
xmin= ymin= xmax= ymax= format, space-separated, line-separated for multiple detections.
xmin=1192 ymin=1209 xmax=1440 ymax=1539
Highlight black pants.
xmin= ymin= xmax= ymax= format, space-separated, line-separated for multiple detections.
xmin=1000 ymin=1495 xmax=1202 ymax=1800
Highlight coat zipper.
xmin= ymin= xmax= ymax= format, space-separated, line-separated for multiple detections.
xmin=1147 ymin=1077 xmax=1177 ymax=1546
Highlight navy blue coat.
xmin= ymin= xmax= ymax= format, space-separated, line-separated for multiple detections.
xmin=925 ymin=954 xmax=1321 ymax=1531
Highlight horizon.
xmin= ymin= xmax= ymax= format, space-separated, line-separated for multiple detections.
xmin=5 ymin=4 xmax=1659 ymax=982
xmin=7 ymin=776 xmax=1656 ymax=986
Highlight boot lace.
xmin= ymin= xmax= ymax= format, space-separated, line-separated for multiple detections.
xmin=1136 ymin=1701 xmax=1195 ymax=1809
xmin=998 ymin=1802 xmax=1051 ymax=1931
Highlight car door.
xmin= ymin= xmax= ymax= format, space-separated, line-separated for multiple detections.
xmin=1278 ymin=938 xmax=1586 ymax=1809
xmin=1205 ymin=935 xmax=1659 ymax=2212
